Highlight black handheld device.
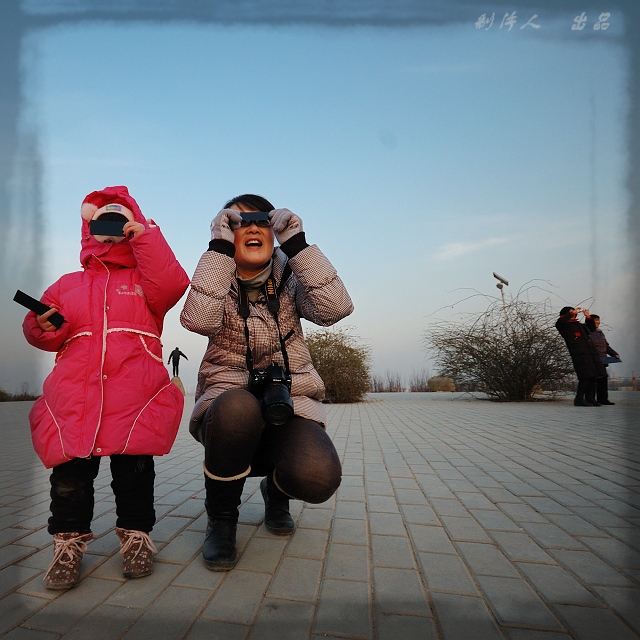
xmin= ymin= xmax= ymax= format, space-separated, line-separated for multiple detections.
xmin=89 ymin=219 xmax=126 ymax=237
xmin=13 ymin=290 xmax=65 ymax=329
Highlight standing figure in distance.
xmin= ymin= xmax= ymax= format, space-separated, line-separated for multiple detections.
xmin=168 ymin=346 xmax=189 ymax=377
xmin=555 ymin=306 xmax=606 ymax=407
xmin=585 ymin=313 xmax=620 ymax=405
xmin=22 ymin=186 xmax=189 ymax=589
xmin=181 ymin=194 xmax=353 ymax=570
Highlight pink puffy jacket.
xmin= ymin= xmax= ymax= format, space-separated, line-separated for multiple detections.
xmin=23 ymin=186 xmax=190 ymax=468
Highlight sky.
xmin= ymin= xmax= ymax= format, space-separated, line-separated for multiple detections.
xmin=3 ymin=6 xmax=635 ymax=393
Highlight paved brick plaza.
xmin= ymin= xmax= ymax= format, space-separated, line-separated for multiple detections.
xmin=1 ymin=392 xmax=639 ymax=639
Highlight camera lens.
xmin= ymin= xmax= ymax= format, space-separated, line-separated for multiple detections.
xmin=264 ymin=400 xmax=294 ymax=425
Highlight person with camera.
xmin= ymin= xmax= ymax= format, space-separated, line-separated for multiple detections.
xmin=555 ymin=306 xmax=606 ymax=406
xmin=180 ymin=194 xmax=353 ymax=570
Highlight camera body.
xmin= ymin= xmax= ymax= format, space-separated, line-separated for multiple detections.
xmin=249 ymin=362 xmax=294 ymax=425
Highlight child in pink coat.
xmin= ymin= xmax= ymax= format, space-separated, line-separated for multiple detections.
xmin=22 ymin=186 xmax=189 ymax=589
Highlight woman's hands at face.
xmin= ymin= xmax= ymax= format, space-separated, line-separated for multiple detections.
xmin=211 ymin=209 xmax=243 ymax=243
xmin=269 ymin=209 xmax=303 ymax=245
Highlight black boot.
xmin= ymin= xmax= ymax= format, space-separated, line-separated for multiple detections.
xmin=585 ymin=379 xmax=601 ymax=406
xmin=260 ymin=474 xmax=295 ymax=536
xmin=574 ymin=380 xmax=593 ymax=406
xmin=203 ymin=476 xmax=245 ymax=571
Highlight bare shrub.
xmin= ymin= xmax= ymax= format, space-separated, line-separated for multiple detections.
xmin=306 ymin=327 xmax=371 ymax=403
xmin=408 ymin=369 xmax=431 ymax=392
xmin=0 ymin=383 xmax=39 ymax=402
xmin=428 ymin=376 xmax=456 ymax=392
xmin=370 ymin=371 xmax=404 ymax=392
xmin=425 ymin=298 xmax=574 ymax=401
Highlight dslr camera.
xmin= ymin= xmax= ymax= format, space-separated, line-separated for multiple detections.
xmin=249 ymin=362 xmax=294 ymax=425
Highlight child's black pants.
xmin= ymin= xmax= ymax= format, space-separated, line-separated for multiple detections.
xmin=48 ymin=455 xmax=155 ymax=535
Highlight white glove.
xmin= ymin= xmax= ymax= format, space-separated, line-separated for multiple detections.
xmin=269 ymin=208 xmax=303 ymax=245
xmin=210 ymin=209 xmax=242 ymax=243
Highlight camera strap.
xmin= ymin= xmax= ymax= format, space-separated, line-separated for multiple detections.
xmin=237 ymin=270 xmax=293 ymax=376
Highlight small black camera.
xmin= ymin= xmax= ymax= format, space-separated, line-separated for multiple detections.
xmin=249 ymin=362 xmax=294 ymax=425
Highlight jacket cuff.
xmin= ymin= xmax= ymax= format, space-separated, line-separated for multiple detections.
xmin=208 ymin=239 xmax=235 ymax=257
xmin=279 ymin=232 xmax=309 ymax=258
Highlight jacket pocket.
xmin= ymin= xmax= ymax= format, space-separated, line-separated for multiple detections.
xmin=119 ymin=382 xmax=184 ymax=456
xmin=29 ymin=397 xmax=73 ymax=469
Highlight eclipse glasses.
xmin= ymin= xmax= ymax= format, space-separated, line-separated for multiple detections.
xmin=237 ymin=211 xmax=272 ymax=228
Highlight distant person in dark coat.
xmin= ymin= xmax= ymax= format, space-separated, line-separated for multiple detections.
xmin=555 ymin=307 xmax=606 ymax=406
xmin=167 ymin=347 xmax=188 ymax=377
xmin=585 ymin=314 xmax=620 ymax=405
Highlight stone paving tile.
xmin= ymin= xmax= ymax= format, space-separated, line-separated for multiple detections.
xmin=186 ymin=619 xmax=249 ymax=640
xmin=431 ymin=592 xmax=504 ymax=640
xmin=121 ymin=586 xmax=211 ymax=640
xmin=201 ymin=570 xmax=271 ymax=624
xmin=0 ymin=564 xmax=42 ymax=599
xmin=371 ymin=534 xmax=414 ymax=569
xmin=375 ymin=612 xmax=438 ymax=639
xmin=417 ymin=551 xmax=479 ymax=595
xmin=440 ymin=515 xmax=494 ymax=542
xmin=591 ymin=585 xmax=640 ymax=636
xmin=552 ymin=603 xmax=639 ymax=640
xmin=267 ymin=556 xmax=322 ymax=601
xmin=547 ymin=548 xmax=634 ymax=587
xmin=2 ymin=629 xmax=60 ymax=640
xmin=519 ymin=521 xmax=588 ymax=550
xmin=23 ymin=576 xmax=121 ymax=634
xmin=105 ymin=562 xmax=184 ymax=608
xmin=234 ymin=536 xmax=287 ymax=574
xmin=0 ymin=592 xmax=49 ymax=636
xmin=248 ymin=598 xmax=315 ymax=639
xmin=314 ymin=578 xmax=371 ymax=638
xmin=329 ymin=517 xmax=367 ymax=546
xmin=58 ymin=603 xmax=142 ymax=639
xmin=171 ymin=555 xmax=225 ymax=590
xmin=475 ymin=575 xmax=564 ymax=630
xmin=490 ymin=531 xmax=555 ymax=563
xmin=406 ymin=523 xmax=457 ymax=555
xmin=324 ymin=542 xmax=369 ymax=581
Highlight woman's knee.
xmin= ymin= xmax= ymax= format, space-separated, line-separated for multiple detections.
xmin=275 ymin=420 xmax=342 ymax=503
xmin=209 ymin=389 xmax=262 ymax=427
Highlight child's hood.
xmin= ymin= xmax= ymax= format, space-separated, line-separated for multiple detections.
xmin=79 ymin=185 xmax=149 ymax=267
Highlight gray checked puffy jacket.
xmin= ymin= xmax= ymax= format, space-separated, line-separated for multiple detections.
xmin=180 ymin=241 xmax=353 ymax=441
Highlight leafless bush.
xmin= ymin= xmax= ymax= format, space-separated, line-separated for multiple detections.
xmin=408 ymin=369 xmax=431 ymax=392
xmin=370 ymin=370 xmax=404 ymax=393
xmin=0 ymin=382 xmax=39 ymax=402
xmin=427 ymin=376 xmax=456 ymax=392
xmin=424 ymin=298 xmax=574 ymax=402
xmin=306 ymin=327 xmax=371 ymax=403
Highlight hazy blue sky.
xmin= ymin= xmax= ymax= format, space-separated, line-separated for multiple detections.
xmin=8 ymin=9 xmax=633 ymax=390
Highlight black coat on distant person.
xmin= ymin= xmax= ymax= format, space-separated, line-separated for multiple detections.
xmin=556 ymin=312 xmax=606 ymax=380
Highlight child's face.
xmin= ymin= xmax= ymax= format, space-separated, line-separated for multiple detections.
xmin=90 ymin=212 xmax=129 ymax=244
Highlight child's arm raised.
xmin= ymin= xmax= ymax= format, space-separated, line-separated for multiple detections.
xmin=22 ymin=283 xmax=71 ymax=351
xmin=129 ymin=225 xmax=190 ymax=319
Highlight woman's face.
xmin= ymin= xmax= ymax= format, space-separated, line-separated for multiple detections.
xmin=230 ymin=202 xmax=275 ymax=278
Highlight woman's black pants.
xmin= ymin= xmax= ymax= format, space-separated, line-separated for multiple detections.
xmin=201 ymin=389 xmax=342 ymax=506
xmin=48 ymin=455 xmax=156 ymax=535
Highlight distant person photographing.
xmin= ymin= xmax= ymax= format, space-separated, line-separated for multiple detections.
xmin=167 ymin=347 xmax=188 ymax=377
xmin=556 ymin=306 xmax=606 ymax=406
xmin=585 ymin=314 xmax=621 ymax=405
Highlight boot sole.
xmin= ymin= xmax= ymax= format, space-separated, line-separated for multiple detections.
xmin=265 ymin=523 xmax=295 ymax=536
xmin=204 ymin=557 xmax=238 ymax=571
xmin=45 ymin=582 xmax=78 ymax=590
xmin=123 ymin=569 xmax=154 ymax=579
